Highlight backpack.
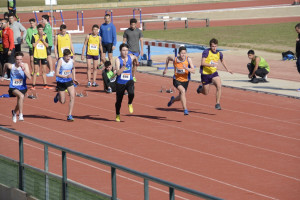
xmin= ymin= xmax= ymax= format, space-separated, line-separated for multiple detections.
xmin=282 ymin=51 xmax=296 ymax=60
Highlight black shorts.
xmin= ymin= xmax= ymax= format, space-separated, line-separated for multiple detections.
xmin=29 ymin=49 xmax=33 ymax=56
xmin=34 ymin=58 xmax=48 ymax=65
xmin=47 ymin=46 xmax=52 ymax=56
xmin=0 ymin=53 xmax=4 ymax=66
xmin=57 ymin=81 xmax=73 ymax=91
xmin=3 ymin=48 xmax=15 ymax=64
xmin=102 ymin=43 xmax=113 ymax=53
xmin=8 ymin=88 xmax=27 ymax=97
xmin=173 ymin=79 xmax=189 ymax=91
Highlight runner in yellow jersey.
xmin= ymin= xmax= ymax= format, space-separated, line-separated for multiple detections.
xmin=31 ymin=24 xmax=53 ymax=90
xmin=163 ymin=46 xmax=195 ymax=115
xmin=196 ymin=38 xmax=232 ymax=110
xmin=54 ymin=24 xmax=74 ymax=60
xmin=81 ymin=24 xmax=104 ymax=87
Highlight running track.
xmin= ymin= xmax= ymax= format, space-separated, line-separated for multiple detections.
xmin=1 ymin=0 xmax=300 ymax=199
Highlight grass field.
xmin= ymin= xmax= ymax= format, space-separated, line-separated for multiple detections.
xmin=134 ymin=22 xmax=298 ymax=53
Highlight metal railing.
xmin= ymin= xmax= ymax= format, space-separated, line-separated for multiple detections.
xmin=0 ymin=126 xmax=223 ymax=200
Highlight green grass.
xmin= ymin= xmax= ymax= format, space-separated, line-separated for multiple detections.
xmin=129 ymin=22 xmax=298 ymax=53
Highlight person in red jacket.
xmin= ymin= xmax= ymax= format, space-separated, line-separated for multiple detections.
xmin=1 ymin=18 xmax=15 ymax=79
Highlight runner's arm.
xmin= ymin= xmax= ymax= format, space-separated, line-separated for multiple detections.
xmin=184 ymin=57 xmax=195 ymax=74
xmin=22 ymin=63 xmax=31 ymax=80
xmin=72 ymin=60 xmax=77 ymax=81
xmin=55 ymin=59 xmax=65 ymax=78
xmin=81 ymin=35 xmax=89 ymax=60
xmin=220 ymin=58 xmax=233 ymax=74
xmin=163 ymin=56 xmax=173 ymax=76
xmin=115 ymin=58 xmax=125 ymax=76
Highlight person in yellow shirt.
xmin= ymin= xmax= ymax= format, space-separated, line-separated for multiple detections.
xmin=196 ymin=38 xmax=232 ymax=110
xmin=31 ymin=24 xmax=53 ymax=90
xmin=163 ymin=46 xmax=195 ymax=115
xmin=54 ymin=24 xmax=74 ymax=60
xmin=81 ymin=24 xmax=104 ymax=87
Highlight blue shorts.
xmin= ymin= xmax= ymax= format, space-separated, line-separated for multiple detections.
xmin=201 ymin=72 xmax=219 ymax=85
xmin=86 ymin=54 xmax=99 ymax=60
xmin=128 ymin=51 xmax=139 ymax=57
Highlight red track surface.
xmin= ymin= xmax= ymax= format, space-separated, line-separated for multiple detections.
xmin=1 ymin=0 xmax=300 ymax=199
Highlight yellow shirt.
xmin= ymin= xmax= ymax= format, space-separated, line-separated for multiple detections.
xmin=33 ymin=34 xmax=48 ymax=59
xmin=87 ymin=34 xmax=100 ymax=56
xmin=57 ymin=33 xmax=73 ymax=58
xmin=202 ymin=49 xmax=223 ymax=75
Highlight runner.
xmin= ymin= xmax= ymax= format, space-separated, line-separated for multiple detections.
xmin=1 ymin=52 xmax=31 ymax=123
xmin=81 ymin=24 xmax=104 ymax=87
xmin=54 ymin=49 xmax=77 ymax=121
xmin=115 ymin=43 xmax=138 ymax=122
xmin=163 ymin=46 xmax=195 ymax=115
xmin=31 ymin=24 xmax=52 ymax=90
xmin=196 ymin=38 xmax=233 ymax=110
xmin=25 ymin=18 xmax=38 ymax=76
xmin=54 ymin=24 xmax=75 ymax=60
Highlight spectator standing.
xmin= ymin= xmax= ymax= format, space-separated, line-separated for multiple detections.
xmin=7 ymin=0 xmax=19 ymax=21
xmin=41 ymin=15 xmax=55 ymax=77
xmin=1 ymin=18 xmax=15 ymax=79
xmin=99 ymin=14 xmax=117 ymax=63
xmin=8 ymin=13 xmax=26 ymax=52
xmin=25 ymin=18 xmax=38 ymax=75
xmin=123 ymin=18 xmax=143 ymax=82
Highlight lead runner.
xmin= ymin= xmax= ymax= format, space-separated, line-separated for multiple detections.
xmin=114 ymin=43 xmax=138 ymax=122
xmin=1 ymin=52 xmax=31 ymax=123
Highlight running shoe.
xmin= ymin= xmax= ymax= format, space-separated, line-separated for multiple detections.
xmin=116 ymin=114 xmax=121 ymax=122
xmin=19 ymin=113 xmax=24 ymax=121
xmin=46 ymin=71 xmax=55 ymax=77
xmin=196 ymin=84 xmax=203 ymax=94
xmin=12 ymin=110 xmax=17 ymax=123
xmin=54 ymin=93 xmax=59 ymax=103
xmin=128 ymin=104 xmax=134 ymax=114
xmin=133 ymin=77 xmax=137 ymax=82
xmin=262 ymin=75 xmax=268 ymax=82
xmin=67 ymin=115 xmax=74 ymax=122
xmin=87 ymin=82 xmax=91 ymax=88
xmin=106 ymin=88 xmax=112 ymax=93
xmin=44 ymin=85 xmax=54 ymax=89
xmin=184 ymin=109 xmax=189 ymax=115
xmin=250 ymin=78 xmax=259 ymax=83
xmin=92 ymin=82 xmax=99 ymax=87
xmin=215 ymin=103 xmax=221 ymax=110
xmin=167 ymin=96 xmax=175 ymax=107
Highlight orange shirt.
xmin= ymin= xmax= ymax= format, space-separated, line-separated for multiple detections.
xmin=174 ymin=56 xmax=190 ymax=82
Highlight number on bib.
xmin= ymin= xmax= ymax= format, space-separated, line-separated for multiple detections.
xmin=89 ymin=44 xmax=98 ymax=50
xmin=13 ymin=79 xmax=23 ymax=86
xmin=121 ymin=73 xmax=130 ymax=80
xmin=37 ymin=43 xmax=45 ymax=50
xmin=62 ymin=70 xmax=71 ymax=76
xmin=176 ymin=68 xmax=185 ymax=74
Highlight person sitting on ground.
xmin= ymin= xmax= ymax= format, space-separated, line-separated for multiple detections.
xmin=247 ymin=50 xmax=270 ymax=83
xmin=102 ymin=60 xmax=116 ymax=93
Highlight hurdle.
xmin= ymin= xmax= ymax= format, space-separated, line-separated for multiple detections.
xmin=67 ymin=11 xmax=84 ymax=34
xmin=120 ymin=8 xmax=143 ymax=31
xmin=105 ymin=9 xmax=113 ymax=23
xmin=143 ymin=40 xmax=184 ymax=67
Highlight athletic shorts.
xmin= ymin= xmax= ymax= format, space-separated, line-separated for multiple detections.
xmin=57 ymin=81 xmax=73 ymax=91
xmin=173 ymin=79 xmax=189 ymax=91
xmin=86 ymin=54 xmax=99 ymax=60
xmin=3 ymin=48 xmax=15 ymax=64
xmin=102 ymin=43 xmax=113 ymax=53
xmin=201 ymin=72 xmax=219 ymax=85
xmin=47 ymin=46 xmax=52 ymax=56
xmin=8 ymin=88 xmax=27 ymax=97
xmin=128 ymin=51 xmax=139 ymax=57
xmin=29 ymin=49 xmax=33 ymax=56
xmin=34 ymin=58 xmax=48 ymax=65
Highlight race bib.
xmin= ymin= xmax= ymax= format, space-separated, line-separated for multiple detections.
xmin=176 ymin=68 xmax=185 ymax=74
xmin=210 ymin=61 xmax=217 ymax=67
xmin=61 ymin=47 xmax=69 ymax=54
xmin=89 ymin=44 xmax=98 ymax=50
xmin=13 ymin=79 xmax=23 ymax=86
xmin=62 ymin=70 xmax=71 ymax=76
xmin=37 ymin=43 xmax=45 ymax=50
xmin=120 ymin=73 xmax=130 ymax=80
